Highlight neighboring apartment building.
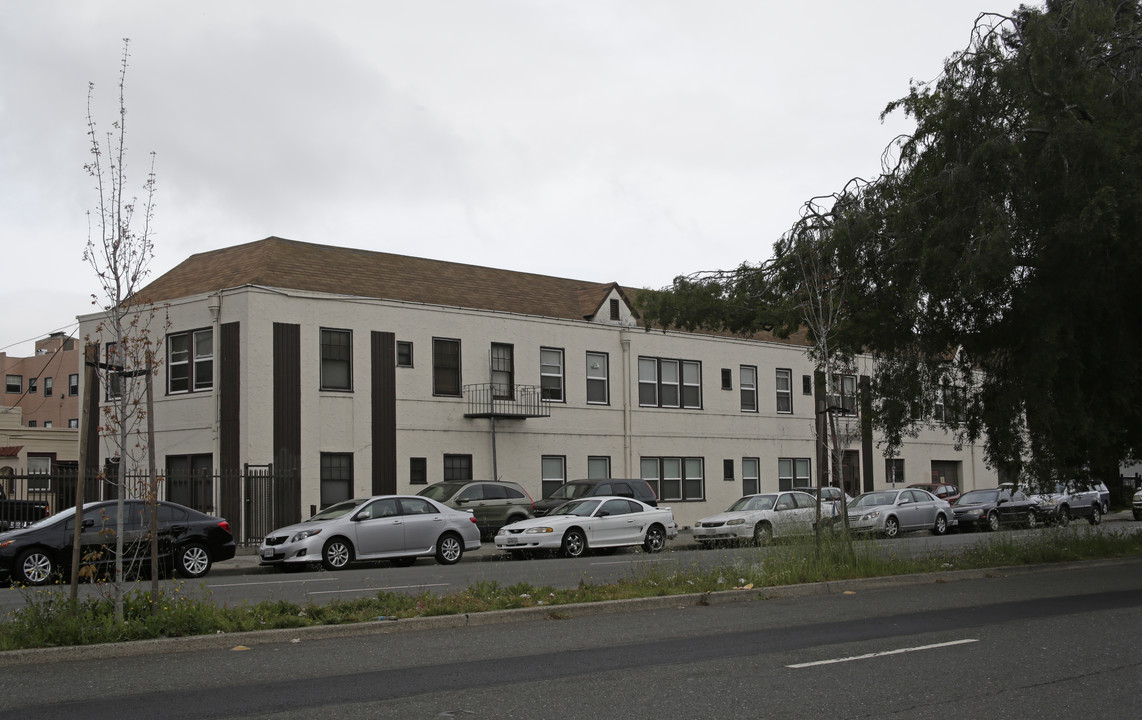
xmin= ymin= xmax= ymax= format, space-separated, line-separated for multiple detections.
xmin=0 ymin=333 xmax=81 ymax=431
xmin=77 ymin=237 xmax=996 ymax=530
xmin=0 ymin=405 xmax=79 ymax=494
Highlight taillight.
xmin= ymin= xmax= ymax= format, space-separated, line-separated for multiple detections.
xmin=469 ymin=515 xmax=478 ymax=524
xmin=218 ymin=521 xmax=232 ymax=534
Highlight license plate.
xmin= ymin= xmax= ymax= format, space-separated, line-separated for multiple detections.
xmin=262 ymin=549 xmax=275 ymax=560
xmin=506 ymin=537 xmax=518 ymax=546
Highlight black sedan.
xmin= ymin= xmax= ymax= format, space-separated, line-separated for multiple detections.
xmin=951 ymin=488 xmax=1040 ymax=531
xmin=0 ymin=499 xmax=236 ymax=586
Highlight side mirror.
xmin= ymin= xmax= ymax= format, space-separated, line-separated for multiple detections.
xmin=455 ymin=498 xmax=468 ymax=505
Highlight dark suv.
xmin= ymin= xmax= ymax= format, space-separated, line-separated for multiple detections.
xmin=533 ymin=479 xmax=659 ymax=517
xmin=417 ymin=481 xmax=534 ymax=538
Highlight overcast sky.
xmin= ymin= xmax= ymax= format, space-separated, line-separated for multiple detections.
xmin=0 ymin=0 xmax=998 ymax=356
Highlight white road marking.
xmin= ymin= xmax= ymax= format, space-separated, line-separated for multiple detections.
xmin=787 ymin=638 xmax=979 ymax=668
xmin=306 ymin=583 xmax=450 ymax=596
xmin=208 ymin=577 xmax=342 ymax=588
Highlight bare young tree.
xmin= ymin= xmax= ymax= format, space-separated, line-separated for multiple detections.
xmin=82 ymin=38 xmax=160 ymax=621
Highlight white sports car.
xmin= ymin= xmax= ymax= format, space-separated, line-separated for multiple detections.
xmin=495 ymin=496 xmax=677 ymax=558
xmin=692 ymin=491 xmax=831 ymax=545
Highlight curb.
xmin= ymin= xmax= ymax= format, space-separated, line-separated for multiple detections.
xmin=2 ymin=556 xmax=1138 ymax=666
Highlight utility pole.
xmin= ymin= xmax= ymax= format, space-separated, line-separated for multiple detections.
xmin=71 ymin=343 xmax=99 ymax=602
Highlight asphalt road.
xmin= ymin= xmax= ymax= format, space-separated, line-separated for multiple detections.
xmin=1 ymin=557 xmax=1139 ymax=719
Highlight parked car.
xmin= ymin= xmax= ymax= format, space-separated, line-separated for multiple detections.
xmin=907 ymin=482 xmax=961 ymax=505
xmin=0 ymin=499 xmax=235 ymax=586
xmin=952 ymin=488 xmax=1040 ymax=531
xmin=847 ymin=488 xmax=954 ymax=538
xmin=0 ymin=488 xmax=51 ymax=532
xmin=495 ymin=496 xmax=676 ymax=558
xmin=417 ymin=480 xmax=534 ymax=539
xmin=259 ymin=495 xmax=480 ymax=571
xmin=693 ymin=491 xmax=831 ymax=546
xmin=532 ymin=478 xmax=658 ymax=517
xmin=1028 ymin=483 xmax=1102 ymax=526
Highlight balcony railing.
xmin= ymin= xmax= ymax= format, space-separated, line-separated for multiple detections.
xmin=463 ymin=383 xmax=551 ymax=419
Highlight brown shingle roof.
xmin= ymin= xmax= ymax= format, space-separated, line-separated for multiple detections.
xmin=133 ymin=236 xmax=808 ymax=346
xmin=134 ymin=237 xmax=620 ymax=322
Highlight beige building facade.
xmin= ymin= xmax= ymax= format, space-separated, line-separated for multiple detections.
xmin=78 ymin=237 xmax=997 ymax=530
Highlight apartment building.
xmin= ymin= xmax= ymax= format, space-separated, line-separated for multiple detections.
xmin=0 ymin=333 xmax=81 ymax=431
xmin=77 ymin=237 xmax=995 ymax=529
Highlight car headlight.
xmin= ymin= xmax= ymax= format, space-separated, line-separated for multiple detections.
xmin=860 ymin=511 xmax=880 ymax=521
xmin=0 ymin=540 xmax=12 ymax=549
xmin=524 ymin=527 xmax=554 ymax=534
xmin=726 ymin=518 xmax=745 ymax=526
xmin=964 ymin=509 xmax=984 ymax=517
xmin=1040 ymin=498 xmax=1058 ymax=506
xmin=289 ymin=528 xmax=322 ymax=543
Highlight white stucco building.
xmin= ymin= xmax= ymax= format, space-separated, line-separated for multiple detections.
xmin=78 ymin=237 xmax=996 ymax=537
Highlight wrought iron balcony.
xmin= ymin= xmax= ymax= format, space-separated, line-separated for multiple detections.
xmin=463 ymin=383 xmax=551 ymax=419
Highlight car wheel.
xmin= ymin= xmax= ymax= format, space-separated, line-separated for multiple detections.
xmin=643 ymin=525 xmax=666 ymax=553
xmin=884 ymin=516 xmax=901 ymax=539
xmin=16 ymin=549 xmax=55 ymax=586
xmin=561 ymin=529 xmax=587 ymax=558
xmin=175 ymin=542 xmax=212 ymax=579
xmin=931 ymin=514 xmax=948 ymax=536
xmin=390 ymin=557 xmax=417 ymax=568
xmin=1102 ymin=500 xmax=1109 ymax=515
xmin=1058 ymin=506 xmax=1071 ymax=527
xmin=321 ymin=538 xmax=354 ymax=571
xmin=754 ymin=522 xmax=773 ymax=546
xmin=1089 ymin=504 xmax=1102 ymax=526
xmin=434 ymin=532 xmax=464 ymax=565
xmin=1025 ymin=510 xmax=1038 ymax=529
xmin=986 ymin=511 xmax=1000 ymax=532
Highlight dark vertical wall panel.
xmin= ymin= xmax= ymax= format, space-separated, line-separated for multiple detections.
xmin=860 ymin=375 xmax=875 ymax=492
xmin=219 ymin=322 xmax=241 ymax=472
xmin=273 ymin=323 xmax=301 ymax=472
xmin=371 ymin=331 xmax=397 ymax=495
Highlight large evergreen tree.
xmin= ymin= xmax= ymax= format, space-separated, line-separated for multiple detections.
xmin=639 ymin=1 xmax=1142 ymax=490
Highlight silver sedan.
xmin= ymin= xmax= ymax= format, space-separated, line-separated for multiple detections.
xmin=846 ymin=488 xmax=954 ymax=538
xmin=258 ymin=495 xmax=481 ymax=570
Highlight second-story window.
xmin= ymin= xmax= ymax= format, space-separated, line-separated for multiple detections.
xmin=740 ymin=365 xmax=757 ymax=412
xmin=169 ymin=329 xmax=214 ymax=394
xmin=540 ymin=347 xmax=564 ymax=402
xmin=43 ymin=377 xmax=53 ymax=397
xmin=490 ymin=343 xmax=514 ymax=399
xmin=586 ymin=352 xmax=609 ymax=404
xmin=68 ymin=374 xmax=79 ymax=396
xmin=638 ymin=357 xmax=701 ymax=409
xmin=320 ymin=328 xmax=351 ymax=391
xmin=776 ymin=368 xmax=793 ymax=413
xmin=433 ymin=338 xmax=461 ymax=397
xmin=28 ymin=378 xmax=37 ymax=394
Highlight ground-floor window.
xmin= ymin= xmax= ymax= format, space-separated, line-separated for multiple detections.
xmin=541 ymin=456 xmax=566 ymax=498
xmin=587 ymin=456 xmax=610 ymax=479
xmin=320 ymin=453 xmax=353 ymax=508
xmin=410 ymin=457 xmax=427 ymax=485
xmin=640 ymin=457 xmax=705 ymax=501
xmin=778 ymin=457 xmax=811 ymax=491
xmin=443 ymin=454 xmax=472 ymax=482
xmin=166 ymin=453 xmax=214 ymax=511
xmin=742 ymin=457 xmax=760 ymax=495
xmin=885 ymin=458 xmax=905 ymax=485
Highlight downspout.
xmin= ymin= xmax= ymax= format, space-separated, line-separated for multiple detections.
xmin=621 ymin=331 xmax=632 ymax=477
xmin=208 ymin=292 xmax=222 ymax=512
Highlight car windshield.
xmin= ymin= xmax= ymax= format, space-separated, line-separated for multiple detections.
xmin=956 ymin=490 xmax=999 ymax=505
xmin=418 ymin=483 xmax=465 ymax=501
xmin=549 ymin=483 xmax=592 ymax=501
xmin=728 ymin=495 xmax=776 ymax=512
xmin=307 ymin=498 xmax=369 ymax=522
xmin=549 ymin=499 xmax=601 ymax=517
xmin=22 ymin=506 xmax=75 ymax=530
xmin=849 ymin=491 xmax=899 ymax=508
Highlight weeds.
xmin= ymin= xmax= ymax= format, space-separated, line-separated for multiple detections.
xmin=1 ymin=528 xmax=1139 ymax=651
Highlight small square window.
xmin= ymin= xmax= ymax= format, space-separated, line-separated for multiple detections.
xmin=28 ymin=378 xmax=38 ymax=394
xmin=396 ymin=341 xmax=413 ymax=367
xmin=5 ymin=375 xmax=21 ymax=393
xmin=410 ymin=457 xmax=427 ymax=484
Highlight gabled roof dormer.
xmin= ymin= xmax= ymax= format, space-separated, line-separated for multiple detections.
xmin=584 ymin=283 xmax=638 ymax=326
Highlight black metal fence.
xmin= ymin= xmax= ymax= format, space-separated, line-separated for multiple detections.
xmin=0 ymin=465 xmax=299 ymax=546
